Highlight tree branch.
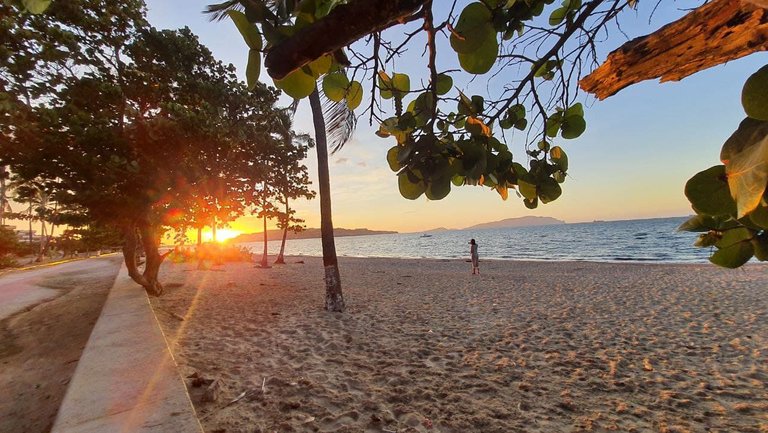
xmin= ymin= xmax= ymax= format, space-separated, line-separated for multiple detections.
xmin=580 ymin=0 xmax=768 ymax=100
xmin=264 ymin=0 xmax=427 ymax=79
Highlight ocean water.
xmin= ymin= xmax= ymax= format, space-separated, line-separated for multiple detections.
xmin=240 ymin=216 xmax=718 ymax=263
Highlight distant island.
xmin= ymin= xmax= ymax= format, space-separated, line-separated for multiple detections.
xmin=232 ymin=228 xmax=397 ymax=243
xmin=462 ymin=216 xmax=566 ymax=230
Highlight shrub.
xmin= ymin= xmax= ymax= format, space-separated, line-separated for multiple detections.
xmin=168 ymin=243 xmax=253 ymax=264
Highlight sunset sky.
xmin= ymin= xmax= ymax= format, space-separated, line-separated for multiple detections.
xmin=147 ymin=0 xmax=768 ymax=234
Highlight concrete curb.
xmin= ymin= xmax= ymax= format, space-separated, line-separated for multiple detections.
xmin=52 ymin=263 xmax=203 ymax=433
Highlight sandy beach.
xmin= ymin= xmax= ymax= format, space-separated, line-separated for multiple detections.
xmin=151 ymin=257 xmax=768 ymax=433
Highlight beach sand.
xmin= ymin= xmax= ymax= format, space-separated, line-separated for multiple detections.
xmin=152 ymin=257 xmax=768 ymax=433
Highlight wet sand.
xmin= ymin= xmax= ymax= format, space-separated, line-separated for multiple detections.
xmin=152 ymin=257 xmax=768 ymax=433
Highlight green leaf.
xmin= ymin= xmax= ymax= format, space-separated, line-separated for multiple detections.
xmin=228 ymin=10 xmax=263 ymax=50
xmin=274 ymin=69 xmax=315 ymax=99
xmin=457 ymin=91 xmax=474 ymax=115
xmin=710 ymin=240 xmax=754 ymax=268
xmin=426 ymin=177 xmax=451 ymax=200
xmin=450 ymin=3 xmax=495 ymax=54
xmin=685 ymin=165 xmax=737 ymax=216
xmin=322 ymin=73 xmax=349 ymax=102
xmin=721 ymin=118 xmax=768 ymax=218
xmin=392 ymin=73 xmax=410 ymax=93
xmin=458 ymin=32 xmax=498 ymax=74
xmin=538 ymin=178 xmax=562 ymax=203
xmin=398 ymin=170 xmax=426 ymax=200
xmin=694 ymin=233 xmax=719 ymax=248
xmin=22 ymin=0 xmax=51 ymax=14
xmin=518 ymin=180 xmax=537 ymax=200
xmin=565 ymin=103 xmax=584 ymax=117
xmin=386 ymin=146 xmax=402 ymax=172
xmin=377 ymin=71 xmax=397 ymax=100
xmin=346 ymin=81 xmax=363 ymax=110
xmin=715 ymin=227 xmax=753 ymax=248
xmin=550 ymin=146 xmax=568 ymax=171
xmin=307 ymin=54 xmax=333 ymax=77
xmin=436 ymin=74 xmax=453 ymax=95
xmin=742 ymin=64 xmax=768 ymax=121
xmin=752 ymin=235 xmax=768 ymax=261
xmin=677 ymin=214 xmax=740 ymax=232
xmin=549 ymin=7 xmax=567 ymax=26
xmin=246 ymin=49 xmax=261 ymax=89
xmin=545 ymin=115 xmax=561 ymax=137
xmin=560 ymin=114 xmax=586 ymax=139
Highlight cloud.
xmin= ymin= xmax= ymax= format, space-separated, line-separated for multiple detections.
xmin=357 ymin=161 xmax=367 ymax=167
xmin=335 ymin=157 xmax=349 ymax=165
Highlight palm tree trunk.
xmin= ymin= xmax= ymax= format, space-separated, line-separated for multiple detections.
xmin=212 ymin=216 xmax=217 ymax=243
xmin=27 ymin=202 xmax=32 ymax=245
xmin=36 ymin=219 xmax=46 ymax=262
xmin=197 ymin=226 xmax=202 ymax=246
xmin=309 ymin=88 xmax=344 ymax=312
xmin=274 ymin=196 xmax=289 ymax=265
xmin=0 ymin=166 xmax=7 ymax=226
xmin=260 ymin=211 xmax=269 ymax=267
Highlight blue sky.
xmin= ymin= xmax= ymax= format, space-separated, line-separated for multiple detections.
xmin=145 ymin=0 xmax=768 ymax=233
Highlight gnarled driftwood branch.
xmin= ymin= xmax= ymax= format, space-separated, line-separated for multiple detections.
xmin=580 ymin=0 xmax=768 ymax=100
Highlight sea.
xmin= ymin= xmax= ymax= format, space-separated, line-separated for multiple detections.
xmin=239 ymin=216 xmax=721 ymax=264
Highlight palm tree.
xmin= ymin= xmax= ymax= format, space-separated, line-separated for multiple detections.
xmin=0 ymin=166 xmax=12 ymax=226
xmin=308 ymin=89 xmax=345 ymax=311
xmin=206 ymin=2 xmax=356 ymax=312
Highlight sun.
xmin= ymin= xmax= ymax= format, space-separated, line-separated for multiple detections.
xmin=214 ymin=229 xmax=241 ymax=243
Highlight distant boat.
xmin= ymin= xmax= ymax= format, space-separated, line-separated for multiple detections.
xmin=419 ymin=234 xmax=433 ymax=238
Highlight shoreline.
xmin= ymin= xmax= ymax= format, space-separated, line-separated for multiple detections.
xmin=152 ymin=256 xmax=768 ymax=433
xmin=237 ymin=250 xmax=760 ymax=266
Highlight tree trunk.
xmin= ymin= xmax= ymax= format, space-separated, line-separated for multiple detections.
xmin=123 ymin=224 xmax=149 ymax=287
xmin=260 ymin=212 xmax=270 ymax=268
xmin=0 ymin=166 xmax=6 ymax=226
xmin=274 ymin=196 xmax=289 ymax=265
xmin=27 ymin=203 xmax=32 ymax=244
xmin=122 ymin=222 xmax=165 ymax=296
xmin=197 ymin=226 xmax=202 ymax=246
xmin=138 ymin=221 xmax=165 ymax=296
xmin=309 ymin=89 xmax=345 ymax=312
xmin=212 ymin=216 xmax=217 ymax=243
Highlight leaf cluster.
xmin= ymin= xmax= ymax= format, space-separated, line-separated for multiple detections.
xmin=214 ymin=0 xmax=628 ymax=207
xmin=681 ymin=64 xmax=768 ymax=268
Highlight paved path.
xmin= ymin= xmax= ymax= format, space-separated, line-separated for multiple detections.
xmin=0 ymin=256 xmax=121 ymax=320
xmin=52 ymin=264 xmax=203 ymax=433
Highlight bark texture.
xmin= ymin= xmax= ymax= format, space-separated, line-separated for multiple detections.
xmin=122 ymin=221 xmax=166 ymax=296
xmin=274 ymin=197 xmax=289 ymax=265
xmin=309 ymin=89 xmax=345 ymax=312
xmin=265 ymin=0 xmax=425 ymax=79
xmin=260 ymin=212 xmax=270 ymax=268
xmin=580 ymin=0 xmax=768 ymax=100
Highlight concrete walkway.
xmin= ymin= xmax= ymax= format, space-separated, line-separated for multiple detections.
xmin=0 ymin=256 xmax=118 ymax=321
xmin=52 ymin=264 xmax=202 ymax=433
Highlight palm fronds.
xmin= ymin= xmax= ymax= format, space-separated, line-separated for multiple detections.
xmin=322 ymin=96 xmax=357 ymax=154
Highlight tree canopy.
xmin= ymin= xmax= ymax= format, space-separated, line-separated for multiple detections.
xmin=2 ymin=0 xmax=313 ymax=292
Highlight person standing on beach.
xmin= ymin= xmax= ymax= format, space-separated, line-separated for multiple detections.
xmin=469 ymin=239 xmax=479 ymax=275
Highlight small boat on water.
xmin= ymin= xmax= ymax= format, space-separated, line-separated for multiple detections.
xmin=420 ymin=234 xmax=433 ymax=238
